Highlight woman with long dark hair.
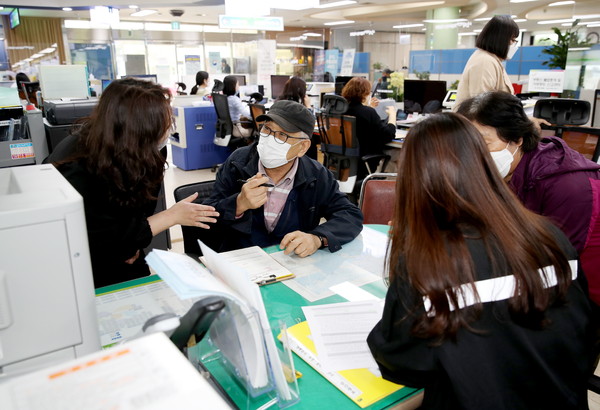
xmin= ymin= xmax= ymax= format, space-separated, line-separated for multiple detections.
xmin=278 ymin=76 xmax=311 ymax=108
xmin=368 ymin=112 xmax=595 ymax=409
xmin=223 ymin=75 xmax=252 ymax=138
xmin=55 ymin=78 xmax=219 ymax=288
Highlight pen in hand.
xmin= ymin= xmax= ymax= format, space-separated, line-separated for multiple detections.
xmin=237 ymin=178 xmax=274 ymax=188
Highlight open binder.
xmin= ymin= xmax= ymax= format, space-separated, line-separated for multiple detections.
xmin=146 ymin=243 xmax=300 ymax=409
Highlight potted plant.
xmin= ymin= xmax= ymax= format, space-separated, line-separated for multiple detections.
xmin=388 ymin=71 xmax=404 ymax=103
xmin=541 ymin=20 xmax=589 ymax=69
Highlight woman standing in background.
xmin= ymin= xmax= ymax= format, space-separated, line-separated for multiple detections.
xmin=454 ymin=15 xmax=519 ymax=109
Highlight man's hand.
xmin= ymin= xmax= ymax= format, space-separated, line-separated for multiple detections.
xmin=236 ymin=173 xmax=270 ymax=216
xmin=280 ymin=231 xmax=321 ymax=258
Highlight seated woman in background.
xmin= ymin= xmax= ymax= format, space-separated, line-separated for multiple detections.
xmin=457 ymin=91 xmax=600 ymax=305
xmin=190 ymin=70 xmax=210 ymax=97
xmin=52 ymin=78 xmax=219 ymax=288
xmin=223 ymin=75 xmax=253 ymax=138
xmin=341 ymin=77 xmax=396 ymax=178
xmin=368 ymin=112 xmax=596 ymax=409
xmin=278 ymin=76 xmax=311 ymax=108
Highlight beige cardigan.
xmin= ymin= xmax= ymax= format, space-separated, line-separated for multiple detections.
xmin=453 ymin=49 xmax=514 ymax=110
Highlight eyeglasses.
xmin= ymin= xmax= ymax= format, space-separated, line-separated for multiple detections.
xmin=260 ymin=124 xmax=306 ymax=144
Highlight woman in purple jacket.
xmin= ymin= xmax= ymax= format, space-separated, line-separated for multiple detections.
xmin=457 ymin=91 xmax=600 ymax=304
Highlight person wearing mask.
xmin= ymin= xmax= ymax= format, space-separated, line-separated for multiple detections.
xmin=278 ymin=76 xmax=311 ymax=108
xmin=457 ymin=91 xmax=600 ymax=304
xmin=368 ymin=112 xmax=596 ymax=409
xmin=50 ymin=78 xmax=219 ymax=288
xmin=377 ymin=68 xmax=393 ymax=90
xmin=223 ymin=75 xmax=253 ymax=138
xmin=190 ymin=71 xmax=210 ymax=97
xmin=221 ymin=58 xmax=231 ymax=74
xmin=341 ymin=77 xmax=396 ymax=179
xmin=204 ymin=100 xmax=363 ymax=256
xmin=453 ymin=15 xmax=520 ymax=109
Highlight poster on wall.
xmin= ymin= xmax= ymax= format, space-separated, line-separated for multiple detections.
xmin=208 ymin=52 xmax=221 ymax=74
xmin=340 ymin=49 xmax=355 ymax=76
xmin=324 ymin=50 xmax=339 ymax=81
xmin=257 ymin=39 xmax=276 ymax=93
xmin=314 ymin=50 xmax=325 ymax=80
xmin=185 ymin=55 xmax=202 ymax=75
xmin=528 ymin=69 xmax=565 ymax=93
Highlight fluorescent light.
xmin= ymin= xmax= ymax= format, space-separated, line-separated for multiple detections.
xmin=473 ymin=29 xmax=482 ymax=32
xmin=584 ymin=21 xmax=600 ymax=25
xmin=40 ymin=47 xmax=56 ymax=54
xmin=514 ymin=19 xmax=527 ymax=22
xmin=549 ymin=1 xmax=575 ymax=5
xmin=519 ymin=28 xmax=527 ymax=32
xmin=393 ymin=23 xmax=424 ymax=28
xmin=129 ymin=5 xmax=138 ymax=8
xmin=62 ymin=7 xmax=72 ymax=11
xmin=31 ymin=54 xmax=44 ymax=59
xmin=538 ymin=18 xmax=575 ymax=24
xmin=574 ymin=14 xmax=600 ymax=19
xmin=423 ymin=18 xmax=468 ymax=23
xmin=24 ymin=58 xmax=34 ymax=62
xmin=130 ymin=9 xmax=157 ymax=17
xmin=324 ymin=20 xmax=354 ymax=25
xmin=570 ymin=47 xmax=591 ymax=51
xmin=316 ymin=1 xmax=357 ymax=8
xmin=474 ymin=17 xmax=492 ymax=21
xmin=303 ymin=32 xmax=322 ymax=37
xmin=458 ymin=32 xmax=477 ymax=36
xmin=587 ymin=23 xmax=600 ymax=27
xmin=350 ymin=29 xmax=375 ymax=36
xmin=509 ymin=0 xmax=538 ymax=3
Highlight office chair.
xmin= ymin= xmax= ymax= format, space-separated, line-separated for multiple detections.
xmin=211 ymin=93 xmax=251 ymax=150
xmin=173 ymin=180 xmax=223 ymax=256
xmin=249 ymin=103 xmax=266 ymax=138
xmin=534 ymin=98 xmax=600 ymax=162
xmin=317 ymin=95 xmax=390 ymax=198
xmin=358 ymin=173 xmax=397 ymax=225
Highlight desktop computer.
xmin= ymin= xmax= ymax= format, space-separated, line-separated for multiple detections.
xmin=0 ymin=165 xmax=100 ymax=380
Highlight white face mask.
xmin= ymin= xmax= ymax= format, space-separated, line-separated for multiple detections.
xmin=490 ymin=142 xmax=518 ymax=178
xmin=257 ymin=133 xmax=302 ymax=169
xmin=157 ymin=136 xmax=168 ymax=151
xmin=506 ymin=42 xmax=519 ymax=60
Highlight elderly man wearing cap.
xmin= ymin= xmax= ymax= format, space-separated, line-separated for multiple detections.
xmin=204 ymin=100 xmax=363 ymax=257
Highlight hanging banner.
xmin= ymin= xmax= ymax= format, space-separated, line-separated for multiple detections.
xmin=257 ymin=39 xmax=276 ymax=94
xmin=340 ymin=48 xmax=355 ymax=76
xmin=325 ymin=50 xmax=339 ymax=81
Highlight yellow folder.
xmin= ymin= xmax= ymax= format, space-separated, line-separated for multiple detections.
xmin=282 ymin=321 xmax=404 ymax=408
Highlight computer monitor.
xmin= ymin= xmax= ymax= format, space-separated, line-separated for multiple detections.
xmin=334 ymin=76 xmax=354 ymax=96
xmin=101 ymin=79 xmax=112 ymax=92
xmin=403 ymin=80 xmax=447 ymax=113
xmin=9 ymin=8 xmax=20 ymax=29
xmin=0 ymin=165 xmax=100 ymax=379
xmin=232 ymin=75 xmax=246 ymax=86
xmin=270 ymin=75 xmax=290 ymax=100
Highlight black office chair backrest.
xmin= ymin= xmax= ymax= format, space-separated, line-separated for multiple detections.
xmin=212 ymin=93 xmax=233 ymax=143
xmin=174 ymin=180 xmax=221 ymax=255
xmin=534 ymin=98 xmax=591 ymax=126
xmin=321 ymin=94 xmax=348 ymax=115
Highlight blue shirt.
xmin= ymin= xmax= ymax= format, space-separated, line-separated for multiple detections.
xmin=227 ymin=95 xmax=250 ymax=123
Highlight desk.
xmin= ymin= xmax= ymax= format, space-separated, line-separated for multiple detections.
xmin=95 ymin=226 xmax=423 ymax=409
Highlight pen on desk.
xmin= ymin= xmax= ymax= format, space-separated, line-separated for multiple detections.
xmin=237 ymin=178 xmax=274 ymax=188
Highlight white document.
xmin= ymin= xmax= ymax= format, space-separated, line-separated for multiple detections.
xmin=96 ymin=279 xmax=199 ymax=347
xmin=200 ymin=245 xmax=294 ymax=284
xmin=330 ymin=281 xmax=381 ymax=302
xmin=0 ymin=333 xmax=232 ymax=410
xmin=302 ymin=300 xmax=384 ymax=372
xmin=198 ymin=240 xmax=292 ymax=401
xmin=271 ymin=227 xmax=388 ymax=301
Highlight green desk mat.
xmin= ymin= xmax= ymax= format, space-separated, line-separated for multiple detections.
xmin=95 ymin=225 xmax=421 ymax=409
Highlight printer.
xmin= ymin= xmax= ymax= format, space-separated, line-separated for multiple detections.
xmin=43 ymin=98 xmax=98 ymax=126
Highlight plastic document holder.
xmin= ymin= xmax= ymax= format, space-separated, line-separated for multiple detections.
xmin=145 ymin=248 xmax=300 ymax=409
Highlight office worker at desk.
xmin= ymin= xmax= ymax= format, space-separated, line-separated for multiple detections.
xmin=190 ymin=70 xmax=210 ymax=97
xmin=457 ymin=91 xmax=600 ymax=305
xmin=224 ymin=75 xmax=253 ymax=138
xmin=53 ymin=78 xmax=219 ymax=288
xmin=204 ymin=100 xmax=363 ymax=256
xmin=368 ymin=113 xmax=595 ymax=409
xmin=278 ymin=76 xmax=311 ymax=108
xmin=341 ymin=77 xmax=396 ymax=178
